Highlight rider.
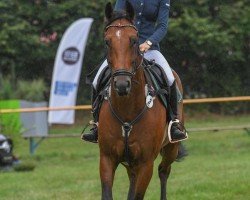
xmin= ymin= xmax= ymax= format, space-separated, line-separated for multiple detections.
xmin=82 ymin=0 xmax=187 ymax=143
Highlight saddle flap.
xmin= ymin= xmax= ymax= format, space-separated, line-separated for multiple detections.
xmin=143 ymin=59 xmax=169 ymax=90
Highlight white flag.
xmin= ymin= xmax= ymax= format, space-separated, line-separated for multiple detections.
xmin=48 ymin=18 xmax=93 ymax=124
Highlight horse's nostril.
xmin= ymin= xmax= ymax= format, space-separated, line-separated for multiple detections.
xmin=127 ymin=80 xmax=131 ymax=88
xmin=114 ymin=78 xmax=131 ymax=96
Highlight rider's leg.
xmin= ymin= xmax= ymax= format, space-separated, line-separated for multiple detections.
xmin=144 ymin=50 xmax=187 ymax=142
xmin=169 ymin=81 xmax=188 ymax=141
xmin=144 ymin=50 xmax=174 ymax=86
xmin=81 ymin=60 xmax=108 ymax=143
xmin=81 ymin=87 xmax=99 ymax=143
xmin=93 ymin=60 xmax=108 ymax=89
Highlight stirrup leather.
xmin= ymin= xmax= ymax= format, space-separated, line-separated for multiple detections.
xmin=167 ymin=119 xmax=188 ymax=143
xmin=81 ymin=120 xmax=98 ymax=132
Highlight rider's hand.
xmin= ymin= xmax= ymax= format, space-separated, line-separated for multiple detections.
xmin=139 ymin=42 xmax=151 ymax=53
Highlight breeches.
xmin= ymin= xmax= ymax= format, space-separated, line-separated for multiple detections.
xmin=92 ymin=50 xmax=175 ymax=89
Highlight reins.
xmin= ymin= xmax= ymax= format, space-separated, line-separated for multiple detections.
xmin=106 ymin=93 xmax=148 ymax=166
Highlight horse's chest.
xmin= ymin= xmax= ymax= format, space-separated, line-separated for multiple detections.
xmin=103 ymin=131 xmax=160 ymax=163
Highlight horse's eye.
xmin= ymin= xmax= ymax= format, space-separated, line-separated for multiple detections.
xmin=130 ymin=37 xmax=138 ymax=46
xmin=105 ymin=39 xmax=111 ymax=47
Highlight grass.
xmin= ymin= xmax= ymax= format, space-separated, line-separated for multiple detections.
xmin=0 ymin=114 xmax=249 ymax=200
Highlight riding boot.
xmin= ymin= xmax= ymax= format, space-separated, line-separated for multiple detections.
xmin=81 ymin=88 xmax=99 ymax=143
xmin=168 ymin=81 xmax=188 ymax=143
xmin=81 ymin=121 xmax=98 ymax=143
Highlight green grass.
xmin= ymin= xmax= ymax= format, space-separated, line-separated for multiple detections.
xmin=0 ymin=114 xmax=250 ymax=200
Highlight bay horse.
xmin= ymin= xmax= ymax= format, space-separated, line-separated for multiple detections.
xmin=98 ymin=2 xmax=184 ymax=199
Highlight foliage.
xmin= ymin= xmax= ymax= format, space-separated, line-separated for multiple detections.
xmin=0 ymin=1 xmax=249 ymax=109
xmin=0 ymin=77 xmax=47 ymax=101
xmin=164 ymin=0 xmax=250 ymax=98
xmin=0 ymin=77 xmax=16 ymax=100
xmin=0 ymin=100 xmax=22 ymax=138
xmin=15 ymin=79 xmax=47 ymax=101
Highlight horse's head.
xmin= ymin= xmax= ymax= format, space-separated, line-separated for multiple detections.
xmin=104 ymin=2 xmax=141 ymax=96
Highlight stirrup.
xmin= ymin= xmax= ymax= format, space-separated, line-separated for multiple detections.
xmin=167 ymin=119 xmax=188 ymax=143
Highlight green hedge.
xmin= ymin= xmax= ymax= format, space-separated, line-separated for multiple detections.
xmin=0 ymin=100 xmax=22 ymax=135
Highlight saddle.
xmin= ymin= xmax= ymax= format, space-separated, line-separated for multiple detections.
xmin=143 ymin=59 xmax=183 ymax=108
xmin=143 ymin=59 xmax=170 ymax=109
xmin=87 ymin=59 xmax=182 ymax=121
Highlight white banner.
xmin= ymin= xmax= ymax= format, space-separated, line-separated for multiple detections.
xmin=48 ymin=18 xmax=93 ymax=124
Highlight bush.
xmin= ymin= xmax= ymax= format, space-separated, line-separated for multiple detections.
xmin=0 ymin=77 xmax=47 ymax=101
xmin=15 ymin=79 xmax=47 ymax=101
xmin=0 ymin=77 xmax=16 ymax=100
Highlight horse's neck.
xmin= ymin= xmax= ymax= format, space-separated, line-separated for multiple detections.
xmin=111 ymin=68 xmax=146 ymax=120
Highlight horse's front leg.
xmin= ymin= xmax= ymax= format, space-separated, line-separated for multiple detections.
xmin=100 ymin=154 xmax=118 ymax=200
xmin=128 ymin=161 xmax=154 ymax=200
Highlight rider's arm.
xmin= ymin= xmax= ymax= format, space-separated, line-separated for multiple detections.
xmin=147 ymin=0 xmax=170 ymax=45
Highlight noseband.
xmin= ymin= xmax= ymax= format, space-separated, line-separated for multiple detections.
xmin=105 ymin=23 xmax=142 ymax=78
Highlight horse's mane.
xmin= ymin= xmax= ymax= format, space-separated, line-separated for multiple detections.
xmin=105 ymin=10 xmax=134 ymax=27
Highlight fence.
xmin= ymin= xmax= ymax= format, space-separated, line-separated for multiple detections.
xmin=0 ymin=96 xmax=249 ymax=154
xmin=1 ymin=96 xmax=250 ymax=114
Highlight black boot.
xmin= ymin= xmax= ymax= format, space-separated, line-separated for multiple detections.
xmin=81 ymin=121 xmax=98 ymax=143
xmin=81 ymin=88 xmax=100 ymax=143
xmin=168 ymin=82 xmax=188 ymax=143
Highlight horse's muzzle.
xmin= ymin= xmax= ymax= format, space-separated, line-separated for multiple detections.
xmin=114 ymin=76 xmax=131 ymax=96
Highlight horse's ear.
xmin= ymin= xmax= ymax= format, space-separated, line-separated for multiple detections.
xmin=126 ymin=1 xmax=135 ymax=20
xmin=105 ymin=2 xmax=113 ymax=21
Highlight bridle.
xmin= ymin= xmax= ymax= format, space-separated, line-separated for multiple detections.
xmin=105 ymin=24 xmax=138 ymax=32
xmin=104 ymin=22 xmax=143 ymax=79
xmin=104 ymin=20 xmax=147 ymax=166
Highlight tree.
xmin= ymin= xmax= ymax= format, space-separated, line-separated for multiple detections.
xmin=0 ymin=0 xmax=249 ymax=109
xmin=0 ymin=0 xmax=111 ymax=103
xmin=164 ymin=0 xmax=250 ymax=98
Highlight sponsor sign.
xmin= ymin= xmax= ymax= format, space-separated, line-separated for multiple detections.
xmin=48 ymin=18 xmax=93 ymax=124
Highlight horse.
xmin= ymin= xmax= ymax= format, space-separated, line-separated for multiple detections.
xmin=97 ymin=2 xmax=185 ymax=199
